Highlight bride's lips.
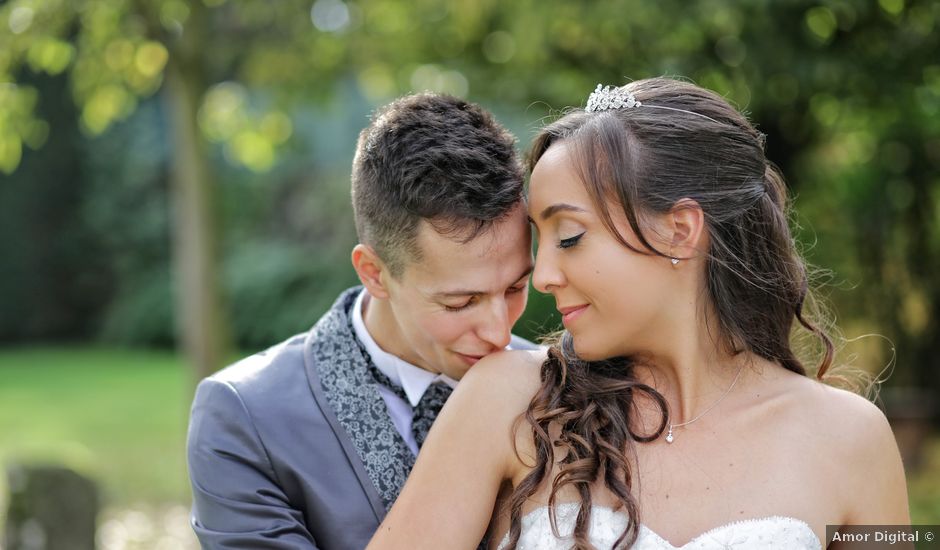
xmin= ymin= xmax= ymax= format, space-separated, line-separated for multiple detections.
xmin=558 ymin=304 xmax=589 ymax=326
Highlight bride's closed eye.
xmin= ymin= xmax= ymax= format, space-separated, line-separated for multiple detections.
xmin=558 ymin=232 xmax=585 ymax=249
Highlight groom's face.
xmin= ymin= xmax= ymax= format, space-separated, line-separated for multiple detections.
xmin=384 ymin=204 xmax=532 ymax=380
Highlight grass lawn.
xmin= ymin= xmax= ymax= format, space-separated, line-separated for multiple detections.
xmin=0 ymin=346 xmax=193 ymax=507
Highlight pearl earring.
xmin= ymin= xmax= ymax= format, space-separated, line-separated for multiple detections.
xmin=671 ymin=258 xmax=680 ymax=265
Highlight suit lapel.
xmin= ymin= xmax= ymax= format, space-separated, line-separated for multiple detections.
xmin=305 ymin=288 xmax=416 ymax=512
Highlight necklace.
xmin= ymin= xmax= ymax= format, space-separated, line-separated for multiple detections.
xmin=664 ymin=364 xmax=745 ymax=444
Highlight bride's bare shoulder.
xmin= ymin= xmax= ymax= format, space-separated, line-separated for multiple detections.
xmin=794 ymin=374 xmax=909 ymax=521
xmin=770 ymin=370 xmax=886 ymax=440
xmin=781 ymin=372 xmax=904 ymax=483
xmin=460 ymin=348 xmax=547 ymax=406
xmin=787 ymin=374 xmax=887 ymax=436
xmin=440 ymin=349 xmax=548 ymax=472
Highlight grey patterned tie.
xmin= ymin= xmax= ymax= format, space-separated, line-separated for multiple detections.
xmin=411 ymin=381 xmax=453 ymax=449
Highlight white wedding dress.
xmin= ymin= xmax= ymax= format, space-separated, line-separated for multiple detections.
xmin=495 ymin=503 xmax=822 ymax=550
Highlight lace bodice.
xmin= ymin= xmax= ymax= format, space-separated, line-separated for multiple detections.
xmin=495 ymin=503 xmax=822 ymax=549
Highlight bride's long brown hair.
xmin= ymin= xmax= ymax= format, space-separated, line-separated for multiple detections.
xmin=502 ymin=78 xmax=835 ymax=550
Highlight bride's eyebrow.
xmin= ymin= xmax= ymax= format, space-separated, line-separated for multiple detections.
xmin=536 ymin=203 xmax=588 ymax=221
xmin=526 ymin=204 xmax=588 ymax=225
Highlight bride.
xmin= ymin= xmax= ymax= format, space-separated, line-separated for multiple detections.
xmin=366 ymin=77 xmax=910 ymax=549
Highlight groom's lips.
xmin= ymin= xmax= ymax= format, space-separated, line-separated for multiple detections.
xmin=456 ymin=352 xmax=488 ymax=366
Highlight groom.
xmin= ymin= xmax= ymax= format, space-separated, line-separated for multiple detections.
xmin=187 ymin=93 xmax=535 ymax=548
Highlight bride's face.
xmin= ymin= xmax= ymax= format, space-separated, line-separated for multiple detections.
xmin=528 ymin=142 xmax=677 ymax=360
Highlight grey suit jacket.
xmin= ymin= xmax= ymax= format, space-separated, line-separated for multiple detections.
xmin=187 ymin=287 xmax=536 ymax=549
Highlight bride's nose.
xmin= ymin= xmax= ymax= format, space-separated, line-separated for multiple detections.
xmin=532 ymin=244 xmax=565 ymax=293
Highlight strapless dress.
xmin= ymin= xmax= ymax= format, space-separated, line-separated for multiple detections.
xmin=495 ymin=503 xmax=822 ymax=549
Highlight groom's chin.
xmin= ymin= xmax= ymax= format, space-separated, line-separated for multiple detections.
xmin=438 ymin=353 xmax=476 ymax=381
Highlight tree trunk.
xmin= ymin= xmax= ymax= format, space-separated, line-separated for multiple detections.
xmin=162 ymin=14 xmax=231 ymax=385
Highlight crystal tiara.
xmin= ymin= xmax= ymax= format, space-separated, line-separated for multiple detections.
xmin=585 ymin=84 xmax=641 ymax=113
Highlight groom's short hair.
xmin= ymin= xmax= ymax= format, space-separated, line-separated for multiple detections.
xmin=351 ymin=93 xmax=525 ymax=278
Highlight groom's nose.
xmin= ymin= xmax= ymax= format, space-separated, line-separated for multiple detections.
xmin=475 ymin=297 xmax=512 ymax=350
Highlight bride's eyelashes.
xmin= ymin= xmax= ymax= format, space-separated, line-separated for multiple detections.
xmin=558 ymin=232 xmax=585 ymax=249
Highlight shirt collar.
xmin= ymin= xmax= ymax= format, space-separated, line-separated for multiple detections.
xmin=351 ymin=289 xmax=458 ymax=407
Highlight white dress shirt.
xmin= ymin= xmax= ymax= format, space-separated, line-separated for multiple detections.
xmin=351 ymin=289 xmax=458 ymax=456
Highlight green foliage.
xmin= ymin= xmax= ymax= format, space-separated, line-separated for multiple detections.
xmin=910 ymin=438 xmax=940 ymax=524
xmin=0 ymin=71 xmax=113 ymax=342
xmin=63 ymin=94 xmax=363 ymax=350
xmin=1 ymin=0 xmax=938 ymax=394
xmin=0 ymin=0 xmax=347 ymax=173
xmin=99 ymin=268 xmax=176 ymax=347
xmin=515 ymin=289 xmax=561 ymax=344
xmin=0 ymin=0 xmax=69 ymax=172
xmin=224 ymin=239 xmax=358 ymax=349
xmin=0 ymin=84 xmax=47 ymax=174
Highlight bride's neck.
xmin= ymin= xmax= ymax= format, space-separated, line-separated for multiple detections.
xmin=630 ymin=302 xmax=750 ymax=426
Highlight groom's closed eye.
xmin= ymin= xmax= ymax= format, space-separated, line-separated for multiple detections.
xmin=443 ymin=296 xmax=478 ymax=312
xmin=441 ymin=284 xmax=527 ymax=312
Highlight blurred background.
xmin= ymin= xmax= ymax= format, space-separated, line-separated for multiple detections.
xmin=1 ymin=0 xmax=938 ymax=547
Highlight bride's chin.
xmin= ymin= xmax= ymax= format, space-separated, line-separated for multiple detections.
xmin=570 ymin=338 xmax=610 ymax=363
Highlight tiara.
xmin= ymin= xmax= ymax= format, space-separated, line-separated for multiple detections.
xmin=585 ymin=84 xmax=641 ymax=113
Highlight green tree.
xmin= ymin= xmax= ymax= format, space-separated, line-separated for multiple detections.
xmin=0 ymin=0 xmax=349 ymax=381
xmin=3 ymin=0 xmax=938 ymax=407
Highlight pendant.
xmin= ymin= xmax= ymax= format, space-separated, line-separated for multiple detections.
xmin=665 ymin=426 xmax=674 ymax=443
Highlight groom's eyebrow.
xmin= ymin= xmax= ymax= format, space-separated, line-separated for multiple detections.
xmin=433 ymin=267 xmax=533 ymax=298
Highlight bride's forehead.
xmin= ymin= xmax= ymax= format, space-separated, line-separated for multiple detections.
xmin=528 ymin=166 xmax=591 ymax=211
xmin=534 ymin=141 xmax=575 ymax=173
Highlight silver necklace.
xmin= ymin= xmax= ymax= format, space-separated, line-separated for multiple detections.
xmin=664 ymin=364 xmax=745 ymax=444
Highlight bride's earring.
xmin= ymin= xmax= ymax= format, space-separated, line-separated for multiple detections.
xmin=671 ymin=258 xmax=679 ymax=265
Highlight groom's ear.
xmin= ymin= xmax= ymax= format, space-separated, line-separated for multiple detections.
xmin=352 ymin=244 xmax=391 ymax=299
